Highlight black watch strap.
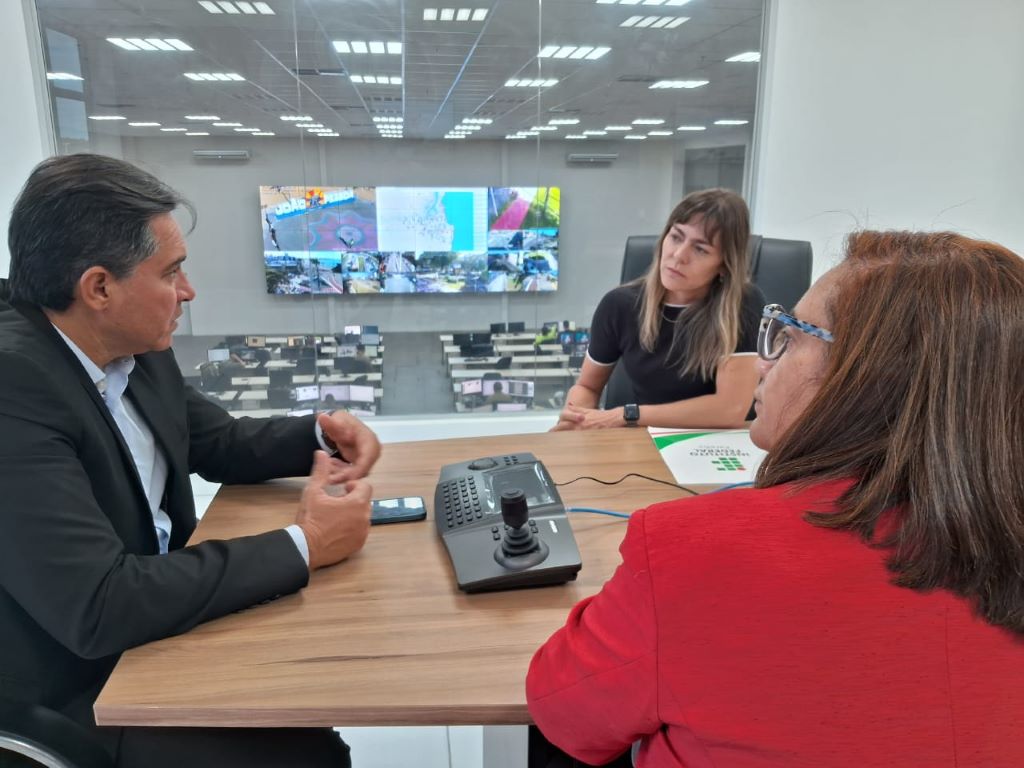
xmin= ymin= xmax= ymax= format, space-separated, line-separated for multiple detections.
xmin=623 ymin=403 xmax=640 ymax=426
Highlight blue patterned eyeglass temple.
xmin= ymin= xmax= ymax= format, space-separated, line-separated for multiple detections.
xmin=758 ymin=303 xmax=834 ymax=360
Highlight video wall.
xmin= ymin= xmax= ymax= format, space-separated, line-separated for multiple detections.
xmin=261 ymin=185 xmax=560 ymax=295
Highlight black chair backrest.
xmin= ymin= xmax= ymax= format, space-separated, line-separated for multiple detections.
xmin=0 ymin=699 xmax=115 ymax=768
xmin=294 ymin=358 xmax=316 ymax=375
xmin=490 ymin=322 xmax=507 ymax=334
xmin=620 ymin=234 xmax=813 ymax=309
xmin=452 ymin=333 xmax=473 ymax=346
xmin=494 ymin=356 xmax=512 ymax=370
xmin=269 ymin=369 xmax=292 ymax=387
xmin=482 ymin=372 xmax=503 ymax=381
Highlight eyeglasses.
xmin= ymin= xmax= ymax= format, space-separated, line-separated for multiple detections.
xmin=758 ymin=303 xmax=834 ymax=360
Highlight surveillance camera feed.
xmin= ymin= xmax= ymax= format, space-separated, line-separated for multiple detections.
xmin=261 ymin=185 xmax=560 ymax=294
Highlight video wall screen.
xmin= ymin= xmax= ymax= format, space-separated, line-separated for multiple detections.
xmin=261 ymin=185 xmax=560 ymax=295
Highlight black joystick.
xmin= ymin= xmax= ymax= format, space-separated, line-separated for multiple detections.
xmin=494 ymin=488 xmax=549 ymax=570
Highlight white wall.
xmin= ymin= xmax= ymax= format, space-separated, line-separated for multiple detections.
xmin=0 ymin=0 xmax=51 ymax=276
xmin=121 ymin=136 xmax=677 ymax=334
xmin=751 ymin=0 xmax=1024 ymax=279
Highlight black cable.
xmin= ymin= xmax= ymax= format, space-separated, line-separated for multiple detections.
xmin=554 ymin=472 xmax=700 ymax=496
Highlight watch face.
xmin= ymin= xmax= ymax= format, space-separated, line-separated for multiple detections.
xmin=624 ymin=404 xmax=640 ymax=423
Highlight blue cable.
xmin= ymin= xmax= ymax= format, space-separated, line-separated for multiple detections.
xmin=567 ymin=506 xmax=631 ymax=519
xmin=568 ymin=483 xmax=755 ymax=521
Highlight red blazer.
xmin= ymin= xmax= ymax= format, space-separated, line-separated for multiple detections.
xmin=526 ymin=482 xmax=1024 ymax=767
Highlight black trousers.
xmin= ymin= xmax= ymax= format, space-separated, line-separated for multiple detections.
xmin=115 ymin=727 xmax=350 ymax=768
xmin=528 ymin=726 xmax=633 ymax=768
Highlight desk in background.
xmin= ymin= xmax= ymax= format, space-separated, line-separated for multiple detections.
xmin=94 ymin=430 xmax=688 ymax=728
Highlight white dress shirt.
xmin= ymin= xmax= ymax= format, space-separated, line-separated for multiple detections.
xmin=52 ymin=327 xmax=310 ymax=565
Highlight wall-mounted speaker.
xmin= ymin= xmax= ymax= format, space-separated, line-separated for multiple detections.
xmin=192 ymin=149 xmax=251 ymax=161
xmin=566 ymin=153 xmax=618 ymax=165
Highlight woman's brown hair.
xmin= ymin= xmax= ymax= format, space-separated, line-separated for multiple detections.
xmin=757 ymin=230 xmax=1024 ymax=633
xmin=635 ymin=188 xmax=752 ymax=380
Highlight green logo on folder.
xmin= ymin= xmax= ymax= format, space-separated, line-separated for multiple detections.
xmin=711 ymin=457 xmax=745 ymax=472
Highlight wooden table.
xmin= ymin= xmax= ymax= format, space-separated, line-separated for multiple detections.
xmin=94 ymin=430 xmax=687 ymax=728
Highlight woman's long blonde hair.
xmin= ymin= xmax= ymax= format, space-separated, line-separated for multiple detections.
xmin=635 ymin=188 xmax=752 ymax=380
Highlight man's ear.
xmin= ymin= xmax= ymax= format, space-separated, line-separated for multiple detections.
xmin=77 ymin=267 xmax=114 ymax=311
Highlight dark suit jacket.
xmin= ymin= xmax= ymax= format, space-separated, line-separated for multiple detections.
xmin=0 ymin=297 xmax=320 ymax=738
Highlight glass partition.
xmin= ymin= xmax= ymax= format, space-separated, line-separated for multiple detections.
xmin=32 ymin=0 xmax=762 ymax=421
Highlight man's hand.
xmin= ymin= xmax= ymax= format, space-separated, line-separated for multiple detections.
xmin=551 ymin=404 xmax=626 ymax=431
xmin=296 ymin=451 xmax=373 ymax=570
xmin=317 ymin=411 xmax=382 ymax=481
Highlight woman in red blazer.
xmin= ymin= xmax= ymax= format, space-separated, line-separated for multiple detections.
xmin=527 ymin=230 xmax=1024 ymax=767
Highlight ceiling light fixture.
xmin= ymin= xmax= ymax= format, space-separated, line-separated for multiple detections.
xmin=604 ymin=125 xmax=631 ymax=131
xmin=582 ymin=130 xmax=607 ymax=136
xmin=620 ymin=15 xmax=688 ymax=28
xmin=349 ymin=75 xmax=403 ymax=85
xmin=596 ymin=0 xmax=689 ymax=5
xmin=462 ymin=117 xmax=493 ymax=124
xmin=538 ymin=45 xmax=610 ymax=60
xmin=46 ymin=72 xmax=83 ymax=80
xmin=505 ymin=78 xmax=558 ymax=87
xmin=676 ymin=125 xmax=706 ymax=131
xmin=565 ymin=135 xmax=587 ymax=140
xmin=648 ymin=130 xmax=673 ymax=136
xmin=87 ymin=115 xmax=126 ymax=120
xmin=213 ymin=122 xmax=243 ymax=127
xmin=185 ymin=115 xmax=220 ymax=120
xmin=280 ymin=115 xmax=313 ymax=122
xmin=333 ymin=40 xmax=402 ymax=54
xmin=632 ymin=118 xmax=664 ymax=125
xmin=160 ymin=127 xmax=188 ymax=132
xmin=185 ymin=132 xmax=210 ymax=136
xmin=624 ymin=134 xmax=647 ymax=140
xmin=184 ymin=72 xmax=245 ymax=81
xmin=234 ymin=127 xmax=262 ymax=132
xmin=198 ymin=1 xmax=274 ymax=14
xmin=251 ymin=132 xmax=275 ymax=136
xmin=714 ymin=119 xmax=749 ymax=125
xmin=128 ymin=122 xmax=161 ymax=127
xmin=424 ymin=8 xmax=486 ymax=21
xmin=549 ymin=118 xmax=580 ymax=125
xmin=725 ymin=51 xmax=761 ymax=62
xmin=649 ymin=79 xmax=708 ymax=89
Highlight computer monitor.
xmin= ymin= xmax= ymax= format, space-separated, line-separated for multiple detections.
xmin=505 ymin=379 xmax=535 ymax=398
xmin=348 ymin=384 xmax=375 ymax=404
xmin=294 ymin=385 xmax=319 ymax=402
xmin=361 ymin=325 xmax=380 ymax=345
xmin=496 ymin=402 xmax=528 ymax=412
xmin=508 ymin=321 xmax=526 ymax=332
xmin=362 ymin=344 xmax=378 ymax=357
xmin=245 ymin=335 xmax=266 ymax=347
xmin=472 ymin=332 xmax=492 ymax=344
xmin=320 ymin=384 xmax=350 ymax=403
xmin=363 ymin=325 xmax=379 ymax=335
xmin=461 ymin=379 xmax=483 ymax=395
xmin=343 ymin=325 xmax=362 ymax=336
xmin=481 ymin=379 xmax=506 ymax=397
xmin=453 ymin=333 xmax=473 ymax=346
xmin=490 ymin=322 xmax=507 ymax=334
xmin=207 ymin=348 xmax=230 ymax=362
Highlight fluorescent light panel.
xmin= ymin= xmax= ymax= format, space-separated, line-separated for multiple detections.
xmin=184 ymin=72 xmax=245 ymax=81
xmin=565 ymin=135 xmax=587 ymax=139
xmin=333 ymin=40 xmax=402 ymax=54
xmin=505 ymin=78 xmax=558 ymax=87
xmin=185 ymin=132 xmax=209 ymax=136
xmin=185 ymin=115 xmax=220 ymax=120
xmin=548 ymin=118 xmax=579 ymax=125
xmin=676 ymin=125 xmax=706 ymax=131
xmin=620 ymin=15 xmax=688 ymax=27
xmin=624 ymin=134 xmax=647 ymax=139
xmin=538 ymin=45 xmax=609 ymax=60
xmin=199 ymin=0 xmax=274 ymax=13
xmin=725 ymin=51 xmax=761 ymax=62
xmin=349 ymin=75 xmax=402 ymax=85
xmin=649 ymin=79 xmax=708 ymax=89
xmin=46 ymin=72 xmax=83 ymax=80
xmin=213 ymin=122 xmax=242 ymax=127
xmin=632 ymin=118 xmax=664 ymax=124
xmin=88 ymin=115 xmax=126 ymax=120
xmin=128 ymin=122 xmax=160 ymax=127
xmin=160 ymin=127 xmax=188 ymax=132
xmin=280 ymin=115 xmax=313 ymax=121
xmin=715 ymin=119 xmax=749 ymax=125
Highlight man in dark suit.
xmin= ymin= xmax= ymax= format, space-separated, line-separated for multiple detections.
xmin=0 ymin=154 xmax=382 ymax=766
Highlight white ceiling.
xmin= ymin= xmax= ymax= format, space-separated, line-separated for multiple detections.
xmin=35 ymin=0 xmax=763 ymax=142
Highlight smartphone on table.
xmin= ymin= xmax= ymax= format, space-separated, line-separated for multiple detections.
xmin=370 ymin=496 xmax=427 ymax=525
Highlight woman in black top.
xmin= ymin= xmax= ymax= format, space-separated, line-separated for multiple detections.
xmin=554 ymin=188 xmax=762 ymax=430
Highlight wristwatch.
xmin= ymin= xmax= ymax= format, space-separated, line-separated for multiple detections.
xmin=623 ymin=403 xmax=640 ymax=427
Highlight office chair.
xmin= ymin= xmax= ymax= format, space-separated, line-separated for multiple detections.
xmin=294 ymin=358 xmax=316 ymax=375
xmin=620 ymin=234 xmax=813 ymax=309
xmin=494 ymin=356 xmax=513 ymax=370
xmin=0 ymin=698 xmax=114 ymax=768
xmin=490 ymin=322 xmax=507 ymax=334
xmin=268 ymin=368 xmax=292 ymax=388
xmin=452 ymin=333 xmax=473 ymax=346
xmin=482 ymin=372 xmax=503 ymax=381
